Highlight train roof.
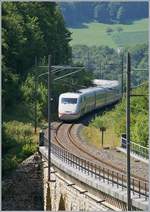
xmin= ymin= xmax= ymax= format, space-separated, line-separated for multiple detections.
xmin=60 ymin=92 xmax=80 ymax=98
xmin=59 ymin=80 xmax=120 ymax=98
xmin=78 ymin=80 xmax=120 ymax=94
xmin=92 ymin=79 xmax=120 ymax=87
xmin=78 ymin=86 xmax=104 ymax=94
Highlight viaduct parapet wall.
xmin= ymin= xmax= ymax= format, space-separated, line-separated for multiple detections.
xmin=40 ymin=146 xmax=148 ymax=211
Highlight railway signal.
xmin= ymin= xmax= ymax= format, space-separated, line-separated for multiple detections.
xmin=100 ymin=127 xmax=106 ymax=147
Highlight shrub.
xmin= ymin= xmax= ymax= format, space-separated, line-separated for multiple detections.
xmin=86 ymin=83 xmax=148 ymax=147
xmin=3 ymin=121 xmax=34 ymax=143
xmin=2 ymin=121 xmax=38 ymax=176
xmin=116 ymin=26 xmax=123 ymax=32
xmin=2 ymin=155 xmax=18 ymax=174
xmin=106 ymin=27 xmax=113 ymax=35
xmin=22 ymin=144 xmax=34 ymax=157
xmin=2 ymin=125 xmax=18 ymax=154
xmin=90 ymin=115 xmax=109 ymax=129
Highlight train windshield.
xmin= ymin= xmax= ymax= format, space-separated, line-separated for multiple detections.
xmin=61 ymin=98 xmax=77 ymax=104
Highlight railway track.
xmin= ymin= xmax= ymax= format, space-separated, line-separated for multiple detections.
xmin=54 ymin=122 xmax=148 ymax=182
xmin=43 ymin=121 xmax=149 ymax=198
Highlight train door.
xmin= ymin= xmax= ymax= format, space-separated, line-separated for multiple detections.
xmin=80 ymin=95 xmax=86 ymax=115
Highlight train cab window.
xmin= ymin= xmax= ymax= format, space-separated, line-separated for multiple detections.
xmin=61 ymin=98 xmax=77 ymax=104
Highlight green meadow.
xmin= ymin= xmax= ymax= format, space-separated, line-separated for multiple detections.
xmin=69 ymin=19 xmax=148 ymax=48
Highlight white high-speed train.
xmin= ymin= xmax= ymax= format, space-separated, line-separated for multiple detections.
xmin=58 ymin=80 xmax=121 ymax=121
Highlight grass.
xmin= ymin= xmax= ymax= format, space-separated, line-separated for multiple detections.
xmin=111 ymin=31 xmax=148 ymax=47
xmin=2 ymin=120 xmax=39 ymax=172
xmin=2 ymin=103 xmax=40 ymax=176
xmin=69 ymin=18 xmax=148 ymax=48
xmin=82 ymin=126 xmax=120 ymax=149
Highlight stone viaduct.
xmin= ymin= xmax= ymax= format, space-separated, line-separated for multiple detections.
xmin=39 ymin=144 xmax=149 ymax=211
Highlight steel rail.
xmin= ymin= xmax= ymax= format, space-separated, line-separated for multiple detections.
xmin=43 ymin=122 xmax=148 ymax=197
xmin=53 ymin=123 xmax=148 ymax=184
xmin=44 ymin=134 xmax=149 ymax=200
xmin=68 ymin=123 xmax=148 ymax=183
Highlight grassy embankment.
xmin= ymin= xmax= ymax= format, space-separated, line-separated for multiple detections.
xmin=2 ymin=103 xmax=46 ymax=176
xmin=69 ymin=19 xmax=148 ymax=48
xmin=82 ymin=83 xmax=148 ymax=149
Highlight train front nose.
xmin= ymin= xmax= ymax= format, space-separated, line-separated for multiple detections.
xmin=58 ymin=96 xmax=80 ymax=120
xmin=58 ymin=103 xmax=80 ymax=120
xmin=59 ymin=111 xmax=80 ymax=120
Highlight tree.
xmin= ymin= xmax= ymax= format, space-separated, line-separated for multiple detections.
xmin=116 ymin=6 xmax=126 ymax=23
xmin=106 ymin=27 xmax=113 ymax=35
xmin=108 ymin=2 xmax=121 ymax=23
xmin=116 ymin=26 xmax=123 ymax=32
xmin=94 ymin=3 xmax=109 ymax=23
xmin=60 ymin=2 xmax=148 ymax=25
xmin=2 ymin=2 xmax=72 ymax=112
xmin=21 ymin=73 xmax=47 ymax=122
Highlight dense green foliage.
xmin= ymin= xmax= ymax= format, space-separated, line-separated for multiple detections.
xmin=90 ymin=83 xmax=148 ymax=147
xmin=2 ymin=2 xmax=70 ymax=175
xmin=2 ymin=2 xmax=71 ymax=111
xmin=2 ymin=2 xmax=94 ymax=175
xmin=2 ymin=121 xmax=37 ymax=175
xmin=2 ymin=2 xmax=148 ymax=175
xmin=60 ymin=2 xmax=148 ymax=27
xmin=21 ymin=68 xmax=93 ymax=122
xmin=72 ymin=44 xmax=148 ymax=87
xmin=2 ymin=2 xmax=93 ymax=122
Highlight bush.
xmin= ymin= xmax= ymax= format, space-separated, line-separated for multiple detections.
xmin=88 ymin=83 xmax=148 ymax=147
xmin=2 ymin=121 xmax=38 ymax=176
xmin=2 ymin=125 xmax=18 ymax=154
xmin=22 ymin=144 xmax=34 ymax=157
xmin=131 ymin=112 xmax=148 ymax=146
xmin=90 ymin=115 xmax=109 ymax=129
xmin=21 ymin=73 xmax=47 ymax=122
xmin=2 ymin=155 xmax=18 ymax=174
xmin=106 ymin=27 xmax=113 ymax=35
xmin=116 ymin=26 xmax=123 ymax=32
xmin=3 ymin=121 xmax=34 ymax=143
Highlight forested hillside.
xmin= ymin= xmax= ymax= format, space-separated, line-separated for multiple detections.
xmin=2 ymin=2 xmax=148 ymax=175
xmin=2 ymin=2 xmax=71 ymax=112
xmin=60 ymin=2 xmax=148 ymax=27
xmin=83 ymin=83 xmax=148 ymax=148
xmin=72 ymin=44 xmax=148 ymax=87
xmin=2 ymin=2 xmax=93 ymax=175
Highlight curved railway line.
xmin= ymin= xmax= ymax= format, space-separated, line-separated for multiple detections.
xmin=43 ymin=121 xmax=149 ymax=199
xmin=53 ymin=122 xmax=148 ymax=183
